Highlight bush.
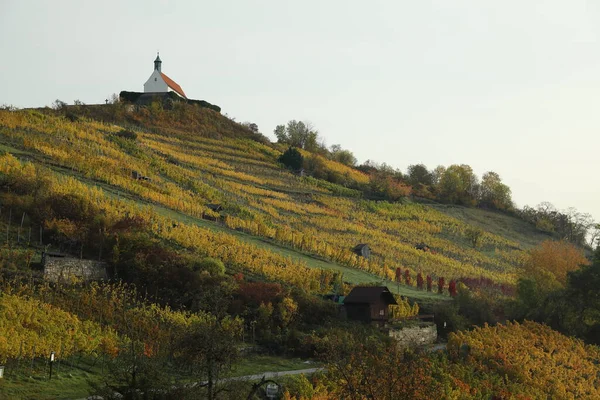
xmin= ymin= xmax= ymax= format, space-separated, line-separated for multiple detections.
xmin=278 ymin=147 xmax=304 ymax=171
xmin=194 ymin=257 xmax=226 ymax=276
xmin=115 ymin=129 xmax=138 ymax=141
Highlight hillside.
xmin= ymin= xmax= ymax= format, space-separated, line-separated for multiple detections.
xmin=0 ymin=104 xmax=551 ymax=293
xmin=1 ymin=103 xmax=598 ymax=400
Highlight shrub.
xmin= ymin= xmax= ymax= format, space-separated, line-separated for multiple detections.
xmin=115 ymin=129 xmax=138 ymax=141
xmin=278 ymin=147 xmax=304 ymax=171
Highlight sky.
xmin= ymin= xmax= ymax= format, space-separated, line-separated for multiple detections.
xmin=1 ymin=0 xmax=598 ymax=223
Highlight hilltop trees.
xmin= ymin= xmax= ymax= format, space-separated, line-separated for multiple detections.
xmin=479 ymin=171 xmax=513 ymax=211
xmin=437 ymin=164 xmax=479 ymax=206
xmin=274 ymin=120 xmax=321 ymax=152
xmin=329 ymin=144 xmax=357 ymax=166
xmin=519 ymin=202 xmax=595 ymax=247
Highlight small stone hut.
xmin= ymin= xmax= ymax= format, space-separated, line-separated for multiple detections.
xmin=352 ymin=243 xmax=371 ymax=259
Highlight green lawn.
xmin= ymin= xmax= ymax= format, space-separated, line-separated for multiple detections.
xmin=0 ymin=357 xmax=103 ymax=400
xmin=230 ymin=354 xmax=320 ymax=377
xmin=0 ymin=354 xmax=319 ymax=400
xmin=430 ymin=204 xmax=553 ymax=250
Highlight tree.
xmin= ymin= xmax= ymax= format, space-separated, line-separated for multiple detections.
xmin=438 ymin=277 xmax=445 ymax=294
xmin=323 ymin=331 xmax=442 ymax=399
xmin=406 ymin=164 xmax=433 ymax=187
xmin=330 ymin=144 xmax=357 ymax=166
xmin=437 ymin=164 xmax=479 ymax=206
xmin=243 ymin=122 xmax=259 ymax=133
xmin=426 ymin=275 xmax=433 ymax=292
xmin=464 ymin=227 xmax=484 ymax=249
xmin=522 ymin=240 xmax=590 ymax=291
xmin=368 ymin=170 xmax=411 ymax=201
xmin=448 ymin=280 xmax=457 ymax=297
xmin=479 ymin=171 xmax=513 ymax=210
xmin=274 ymin=120 xmax=321 ymax=151
xmin=177 ymin=316 xmax=243 ymax=400
xmin=416 ymin=273 xmax=424 ymax=290
xmin=278 ymin=147 xmax=304 ymax=171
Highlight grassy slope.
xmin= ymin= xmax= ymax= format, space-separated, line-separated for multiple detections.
xmin=0 ymin=106 xmax=551 ymax=299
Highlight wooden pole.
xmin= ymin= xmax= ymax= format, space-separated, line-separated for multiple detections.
xmin=7 ymin=208 xmax=11 ymax=244
xmin=18 ymin=212 xmax=25 ymax=243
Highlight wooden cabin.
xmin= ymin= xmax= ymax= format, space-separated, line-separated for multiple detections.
xmin=343 ymin=286 xmax=397 ymax=325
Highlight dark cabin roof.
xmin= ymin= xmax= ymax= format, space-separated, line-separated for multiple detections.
xmin=353 ymin=243 xmax=369 ymax=251
xmin=343 ymin=286 xmax=397 ymax=305
xmin=207 ymin=203 xmax=223 ymax=212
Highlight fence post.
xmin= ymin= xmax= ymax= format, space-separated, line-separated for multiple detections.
xmin=17 ymin=212 xmax=25 ymax=243
xmin=6 ymin=208 xmax=11 ymax=244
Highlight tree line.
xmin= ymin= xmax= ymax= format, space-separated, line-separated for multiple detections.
xmin=274 ymin=120 xmax=598 ymax=249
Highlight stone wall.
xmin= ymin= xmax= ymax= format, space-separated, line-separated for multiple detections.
xmin=43 ymin=254 xmax=107 ymax=283
xmin=388 ymin=322 xmax=437 ymax=349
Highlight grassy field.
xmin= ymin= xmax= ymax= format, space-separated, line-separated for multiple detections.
xmin=0 ymin=357 xmax=103 ymax=400
xmin=0 ymin=354 xmax=320 ymax=400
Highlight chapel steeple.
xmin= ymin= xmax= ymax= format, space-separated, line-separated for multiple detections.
xmin=154 ymin=52 xmax=162 ymax=72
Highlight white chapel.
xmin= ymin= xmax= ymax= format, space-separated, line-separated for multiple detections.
xmin=143 ymin=53 xmax=187 ymax=99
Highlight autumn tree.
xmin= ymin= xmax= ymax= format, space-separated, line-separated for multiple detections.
xmin=403 ymin=269 xmax=411 ymax=285
xmin=426 ymin=275 xmax=433 ymax=292
xmin=323 ymin=331 xmax=442 ymax=399
xmin=522 ymin=240 xmax=589 ymax=291
xmin=416 ymin=272 xmax=424 ymax=290
xmin=438 ymin=277 xmax=445 ymax=294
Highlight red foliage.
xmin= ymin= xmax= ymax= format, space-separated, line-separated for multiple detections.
xmin=395 ymin=267 xmax=402 ymax=283
xmin=437 ymin=277 xmax=445 ymax=294
xmin=233 ymin=272 xmax=244 ymax=282
xmin=236 ymin=281 xmax=283 ymax=307
xmin=416 ymin=273 xmax=424 ymax=290
xmin=404 ymin=269 xmax=411 ymax=285
xmin=448 ymin=279 xmax=457 ymax=297
xmin=426 ymin=275 xmax=433 ymax=292
xmin=458 ymin=277 xmax=515 ymax=296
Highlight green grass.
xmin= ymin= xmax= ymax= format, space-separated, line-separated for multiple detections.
xmin=430 ymin=204 xmax=552 ymax=250
xmin=0 ymin=354 xmax=319 ymax=399
xmin=230 ymin=354 xmax=320 ymax=377
xmin=0 ymin=357 xmax=103 ymax=400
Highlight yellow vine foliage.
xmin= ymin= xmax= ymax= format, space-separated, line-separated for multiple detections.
xmin=0 ymin=109 xmax=536 ymax=287
xmin=447 ymin=321 xmax=600 ymax=399
xmin=0 ymin=292 xmax=119 ymax=363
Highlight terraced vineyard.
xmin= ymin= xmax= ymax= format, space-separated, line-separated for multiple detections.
xmin=0 ymin=107 xmax=549 ymax=296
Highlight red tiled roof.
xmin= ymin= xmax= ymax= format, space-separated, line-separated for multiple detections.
xmin=160 ymin=72 xmax=187 ymax=99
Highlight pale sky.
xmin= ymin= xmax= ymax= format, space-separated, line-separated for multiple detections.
xmin=1 ymin=1 xmax=598 ymax=223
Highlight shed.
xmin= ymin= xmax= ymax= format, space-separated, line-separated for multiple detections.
xmin=352 ymin=243 xmax=371 ymax=259
xmin=343 ymin=286 xmax=397 ymax=325
xmin=415 ymin=242 xmax=430 ymax=252
xmin=206 ymin=203 xmax=223 ymax=212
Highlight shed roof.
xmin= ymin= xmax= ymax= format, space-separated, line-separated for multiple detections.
xmin=343 ymin=286 xmax=397 ymax=305
xmin=353 ymin=243 xmax=369 ymax=251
